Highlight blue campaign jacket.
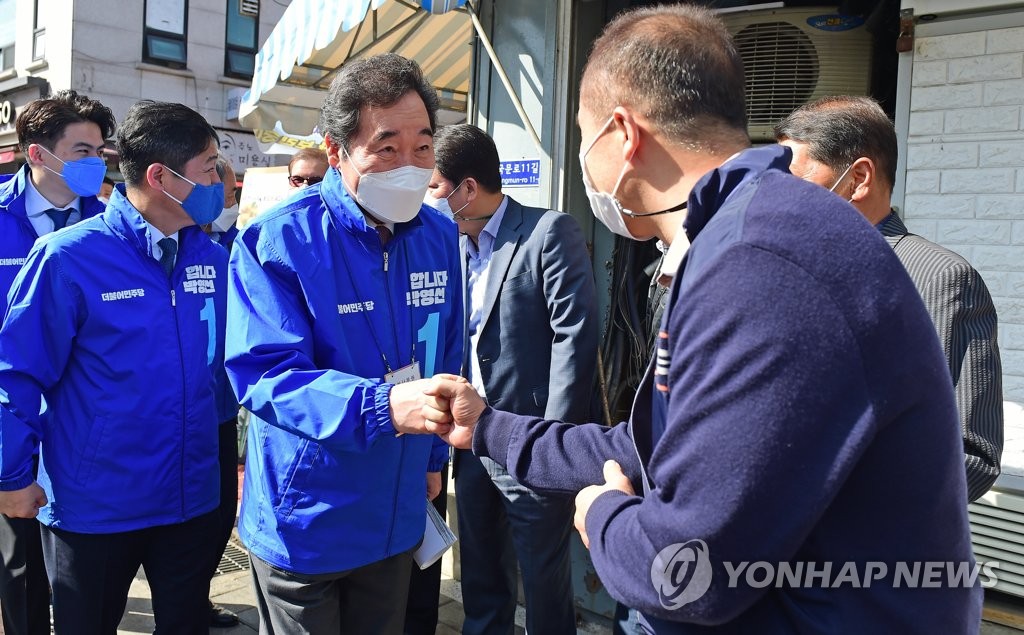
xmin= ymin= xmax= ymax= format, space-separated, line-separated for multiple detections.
xmin=0 ymin=187 xmax=227 ymax=533
xmin=0 ymin=165 xmax=106 ymax=299
xmin=226 ymin=167 xmax=463 ymax=575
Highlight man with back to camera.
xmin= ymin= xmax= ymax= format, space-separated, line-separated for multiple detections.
xmin=775 ymin=95 xmax=1003 ymax=503
xmin=224 ymin=53 xmax=462 ymax=634
xmin=287 ymin=146 xmax=329 ymax=189
xmin=403 ymin=5 xmax=982 ymax=633
xmin=421 ymin=123 xmax=598 ymax=635
xmin=0 ymin=88 xmax=115 ymax=635
xmin=0 ymin=100 xmax=231 ymax=634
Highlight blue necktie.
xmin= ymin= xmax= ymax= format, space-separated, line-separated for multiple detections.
xmin=157 ymin=238 xmax=177 ymax=277
xmin=45 ymin=208 xmax=72 ymax=231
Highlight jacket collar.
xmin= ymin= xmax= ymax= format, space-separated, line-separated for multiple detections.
xmin=103 ymin=184 xmax=203 ymax=258
xmin=0 ymin=164 xmax=106 ymax=222
xmin=877 ymin=210 xmax=909 ymax=238
xmin=318 ymin=165 xmax=426 ymax=242
xmin=683 ymin=144 xmax=793 ymax=242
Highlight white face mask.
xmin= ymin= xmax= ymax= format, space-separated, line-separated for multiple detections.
xmin=423 ymin=180 xmax=470 ymax=221
xmin=212 ymin=204 xmax=240 ymax=233
xmin=343 ymin=147 xmax=433 ymax=224
xmin=579 ymin=116 xmax=685 ymax=241
xmin=423 ymin=194 xmax=454 ymax=219
xmin=580 ymin=117 xmax=637 ymax=239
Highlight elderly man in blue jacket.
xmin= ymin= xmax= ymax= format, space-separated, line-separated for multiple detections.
xmin=0 ymin=89 xmax=114 ymax=635
xmin=0 ymin=100 xmax=231 ymax=635
xmin=415 ymin=6 xmax=982 ymax=635
xmin=225 ymin=53 xmax=462 ymax=635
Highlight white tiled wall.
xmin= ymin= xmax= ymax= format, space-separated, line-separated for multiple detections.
xmin=905 ymin=24 xmax=1024 ymax=405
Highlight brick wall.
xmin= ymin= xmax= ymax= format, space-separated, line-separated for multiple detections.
xmin=905 ymin=25 xmax=1024 ymax=405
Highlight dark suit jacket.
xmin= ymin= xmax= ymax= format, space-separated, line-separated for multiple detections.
xmin=461 ymin=197 xmax=598 ymax=424
xmin=880 ymin=212 xmax=1003 ymax=501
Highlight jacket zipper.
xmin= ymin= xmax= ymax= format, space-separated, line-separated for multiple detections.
xmin=380 ymin=240 xmax=403 ymax=555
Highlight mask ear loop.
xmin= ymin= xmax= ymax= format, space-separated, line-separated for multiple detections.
xmin=828 ymin=162 xmax=855 ymax=194
xmin=340 ymin=146 xmax=365 ymax=178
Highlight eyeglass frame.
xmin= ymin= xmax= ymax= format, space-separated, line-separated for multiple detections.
xmin=288 ymin=174 xmax=323 ymax=187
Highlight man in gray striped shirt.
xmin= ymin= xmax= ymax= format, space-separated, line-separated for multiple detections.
xmin=776 ymin=95 xmax=1003 ymax=502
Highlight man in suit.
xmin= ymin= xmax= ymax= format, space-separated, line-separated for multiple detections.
xmin=775 ymin=95 xmax=1003 ymax=502
xmin=424 ymin=124 xmax=598 ymax=634
xmin=0 ymin=89 xmax=115 ymax=635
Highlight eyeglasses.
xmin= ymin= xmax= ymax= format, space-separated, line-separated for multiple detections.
xmin=288 ymin=175 xmax=323 ymax=187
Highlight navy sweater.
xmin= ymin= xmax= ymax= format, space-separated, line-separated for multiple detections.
xmin=474 ymin=146 xmax=982 ymax=633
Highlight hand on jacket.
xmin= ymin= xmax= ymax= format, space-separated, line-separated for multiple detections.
xmin=421 ymin=374 xmax=484 ymax=449
xmin=575 ymin=460 xmax=634 ymax=549
xmin=0 ymin=482 xmax=47 ymax=518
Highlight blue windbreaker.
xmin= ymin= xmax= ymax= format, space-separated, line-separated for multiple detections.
xmin=0 ymin=186 xmax=227 ymax=533
xmin=0 ymin=165 xmax=106 ymax=298
xmin=225 ymin=167 xmax=463 ymax=575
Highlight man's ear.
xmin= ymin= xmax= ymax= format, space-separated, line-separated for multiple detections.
xmin=25 ymin=144 xmax=46 ymax=166
xmin=612 ymin=106 xmax=642 ymax=164
xmin=848 ymin=157 xmax=875 ymax=203
xmin=145 ymin=163 xmax=169 ymax=191
xmin=462 ymin=177 xmax=479 ymax=202
xmin=324 ymin=135 xmax=342 ymax=168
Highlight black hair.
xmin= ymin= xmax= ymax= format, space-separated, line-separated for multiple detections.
xmin=433 ymin=124 xmax=502 ymax=194
xmin=16 ymin=89 xmax=116 ymax=153
xmin=116 ymin=101 xmax=219 ymax=187
xmin=581 ymin=5 xmax=748 ymax=151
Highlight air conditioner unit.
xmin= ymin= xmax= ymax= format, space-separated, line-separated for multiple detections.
xmin=720 ymin=7 xmax=873 ymax=142
xmin=239 ymin=0 xmax=260 ymax=17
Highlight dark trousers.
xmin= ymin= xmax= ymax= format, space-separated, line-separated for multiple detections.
xmin=40 ymin=510 xmax=219 ymax=635
xmin=0 ymin=455 xmax=50 ymax=635
xmin=209 ymin=419 xmax=240 ymax=580
xmin=455 ymin=450 xmax=577 ymax=635
xmin=251 ymin=550 xmax=414 ymax=635
xmin=404 ymin=467 xmax=449 ymax=635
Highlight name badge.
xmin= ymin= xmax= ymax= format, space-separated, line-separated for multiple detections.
xmin=385 ymin=362 xmax=421 ymax=385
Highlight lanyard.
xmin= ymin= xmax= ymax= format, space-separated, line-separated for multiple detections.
xmin=334 ymin=223 xmax=417 ymax=375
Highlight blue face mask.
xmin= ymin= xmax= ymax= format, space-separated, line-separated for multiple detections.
xmin=162 ymin=166 xmax=225 ymax=226
xmin=38 ymin=145 xmax=107 ymax=197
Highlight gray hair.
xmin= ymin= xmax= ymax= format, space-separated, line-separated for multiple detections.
xmin=319 ymin=53 xmax=440 ymax=152
xmin=774 ymin=96 xmax=898 ymax=189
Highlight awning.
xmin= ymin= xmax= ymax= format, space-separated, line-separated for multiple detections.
xmin=239 ymin=0 xmax=472 ymax=154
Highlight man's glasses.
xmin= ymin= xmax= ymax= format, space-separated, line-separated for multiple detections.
xmin=289 ymin=175 xmax=323 ymax=187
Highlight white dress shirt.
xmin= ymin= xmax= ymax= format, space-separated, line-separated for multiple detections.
xmin=147 ymin=224 xmax=179 ymax=265
xmin=24 ymin=175 xmax=81 ymax=238
xmin=466 ymin=195 xmax=509 ymax=399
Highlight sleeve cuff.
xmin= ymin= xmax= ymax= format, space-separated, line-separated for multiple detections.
xmin=428 ymin=443 xmax=450 ymax=472
xmin=371 ymin=382 xmax=399 ymax=440
xmin=471 ymin=406 xmax=508 ymax=462
xmin=0 ymin=472 xmax=35 ymax=492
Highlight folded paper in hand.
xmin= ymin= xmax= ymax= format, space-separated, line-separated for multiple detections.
xmin=414 ymin=500 xmax=457 ymax=570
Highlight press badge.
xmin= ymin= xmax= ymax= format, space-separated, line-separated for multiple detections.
xmin=385 ymin=362 xmax=422 ymax=385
